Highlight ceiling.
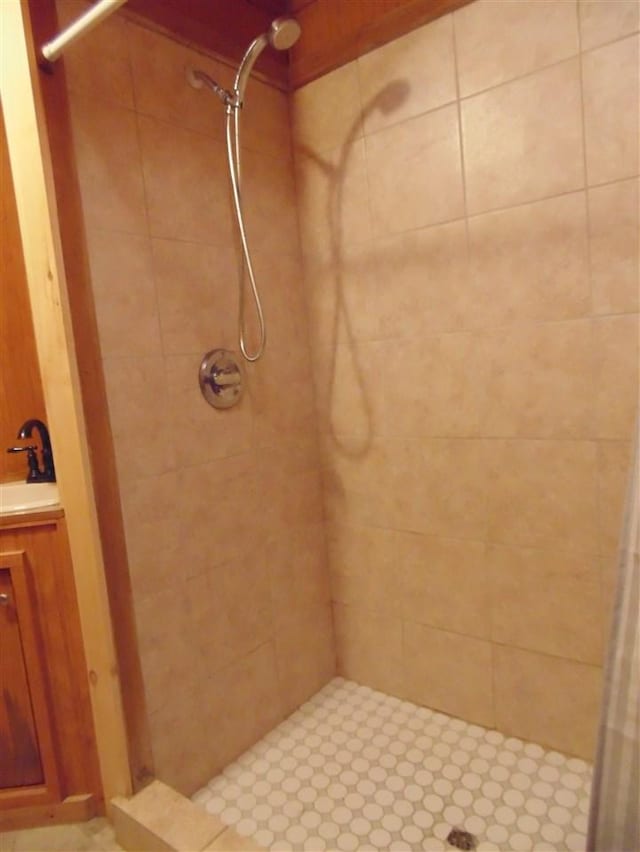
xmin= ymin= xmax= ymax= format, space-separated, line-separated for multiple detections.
xmin=120 ymin=0 xmax=472 ymax=90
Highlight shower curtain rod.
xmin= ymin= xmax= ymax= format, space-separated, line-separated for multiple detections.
xmin=41 ymin=0 xmax=127 ymax=63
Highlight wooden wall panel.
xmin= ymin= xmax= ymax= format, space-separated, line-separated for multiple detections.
xmin=288 ymin=0 xmax=473 ymax=88
xmin=26 ymin=0 xmax=154 ymax=793
xmin=0 ymin=107 xmax=47 ymax=483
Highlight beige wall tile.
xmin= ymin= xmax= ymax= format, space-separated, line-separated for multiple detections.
xmin=198 ymin=643 xmax=285 ymax=781
xmin=367 ymin=104 xmax=464 ymax=236
xmin=588 ymin=178 xmax=640 ymax=315
xmin=462 ymin=60 xmax=584 ymax=214
xmin=372 ymin=220 xmax=473 ymax=336
xmin=480 ymin=320 xmax=593 ymax=438
xmin=494 ymin=646 xmax=602 ymax=758
xmin=403 ymin=621 xmax=494 ymax=727
xmin=582 ymin=34 xmax=640 ymax=185
xmin=467 ymin=193 xmax=590 ymax=326
xmin=579 ymin=0 xmax=640 ymax=51
xmin=137 ymin=114 xmax=233 ymax=244
xmin=275 ymin=603 xmax=335 ymax=715
xmin=56 ymin=0 xmax=134 ymax=108
xmin=164 ymin=354 xmax=253 ymax=466
xmin=358 ymin=15 xmax=456 ymax=134
xmin=487 ymin=440 xmax=598 ymax=553
xmin=455 ymin=0 xmax=579 ymax=97
xmin=127 ymin=23 xmax=223 ymax=138
xmin=598 ymin=440 xmax=634 ymax=560
xmin=103 ymin=356 xmax=176 ymax=482
xmin=147 ymin=683 xmax=213 ymax=794
xmin=334 ymin=602 xmax=404 ymax=695
xmin=70 ymin=93 xmax=147 ymax=234
xmin=328 ymin=523 xmax=405 ymax=617
xmin=239 ymin=147 xmax=298 ymax=257
xmin=242 ymin=79 xmax=292 ymax=161
xmin=85 ymin=228 xmax=162 ymax=358
xmin=292 ymin=61 xmax=362 ymax=155
xmin=401 ymin=535 xmax=490 ymax=639
xmin=489 ymin=544 xmax=602 ymax=664
xmin=593 ymin=314 xmax=639 ymax=440
xmin=296 ymin=138 xmax=373 ymax=261
xmin=324 ymin=333 xmax=489 ymax=439
xmin=268 ymin=522 xmax=331 ymax=616
xmin=151 ymin=238 xmax=237 ymax=354
xmin=323 ymin=438 xmax=491 ymax=540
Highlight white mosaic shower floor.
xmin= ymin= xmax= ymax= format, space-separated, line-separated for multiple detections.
xmin=193 ymin=678 xmax=592 ymax=852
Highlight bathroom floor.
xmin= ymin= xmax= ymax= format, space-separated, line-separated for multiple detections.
xmin=0 ymin=818 xmax=122 ymax=852
xmin=193 ymin=678 xmax=592 ymax=852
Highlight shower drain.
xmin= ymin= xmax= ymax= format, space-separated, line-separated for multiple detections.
xmin=446 ymin=827 xmax=477 ymax=850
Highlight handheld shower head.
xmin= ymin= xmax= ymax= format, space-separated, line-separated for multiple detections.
xmin=234 ymin=16 xmax=301 ymax=105
xmin=268 ymin=16 xmax=301 ymax=51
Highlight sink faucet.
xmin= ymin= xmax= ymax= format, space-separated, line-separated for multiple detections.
xmin=12 ymin=419 xmax=57 ymax=483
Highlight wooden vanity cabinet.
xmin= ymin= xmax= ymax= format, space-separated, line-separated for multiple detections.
xmin=0 ymin=511 xmax=102 ymax=829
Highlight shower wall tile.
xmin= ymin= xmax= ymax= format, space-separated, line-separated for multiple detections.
xmin=70 ymin=93 xmax=147 ymax=234
xmin=488 ymin=544 xmax=603 ymax=664
xmin=466 ymin=193 xmax=590 ymax=327
xmin=357 ymin=15 xmax=456 ymax=134
xmin=295 ymin=138 xmax=373 ymax=260
xmin=275 ymin=602 xmax=336 ymax=716
xmin=401 ymin=534 xmax=490 ymax=640
xmin=334 ymin=603 xmax=404 ymax=697
xmin=582 ymin=34 xmax=640 ymax=185
xmin=102 ymin=356 xmax=176 ymax=483
xmin=597 ymin=441 xmax=633 ymax=561
xmin=579 ymin=0 xmax=640 ymax=49
xmin=486 ymin=440 xmax=598 ymax=554
xmin=267 ymin=523 xmax=331 ymax=616
xmin=479 ymin=320 xmax=593 ymax=439
xmin=592 ymin=315 xmax=640 ymax=440
xmin=403 ymin=621 xmax=494 ymax=728
xmin=137 ymin=114 xmax=233 ymax=245
xmin=56 ymin=0 xmax=134 ymax=109
xmin=165 ymin=354 xmax=253 ymax=466
xmin=494 ymin=646 xmax=602 ymax=758
xmin=328 ymin=523 xmax=405 ymax=617
xmin=151 ymin=238 xmax=237 ymax=354
xmin=127 ymin=23 xmax=223 ymax=138
xmin=461 ymin=59 xmax=584 ymax=214
xmin=85 ymin=228 xmax=162 ymax=358
xmin=296 ymin=0 xmax=637 ymax=761
xmin=366 ymin=104 xmax=464 ymax=236
xmin=240 ymin=147 xmax=299 ymax=256
xmin=588 ymin=178 xmax=640 ymax=315
xmin=454 ymin=0 xmax=579 ymax=97
xmin=323 ymin=437 xmax=491 ymax=541
xmin=292 ymin=61 xmax=362 ymax=155
xmin=241 ymin=80 xmax=292 ymax=161
xmin=66 ymin=14 xmax=333 ymax=793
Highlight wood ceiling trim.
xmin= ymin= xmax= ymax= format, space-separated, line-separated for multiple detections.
xmin=288 ymin=0 xmax=474 ymax=89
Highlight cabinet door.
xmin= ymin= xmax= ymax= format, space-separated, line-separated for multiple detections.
xmin=0 ymin=551 xmax=60 ymax=808
xmin=0 ymin=567 xmax=44 ymax=788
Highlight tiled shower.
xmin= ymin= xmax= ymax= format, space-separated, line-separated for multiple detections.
xmin=59 ymin=0 xmax=637 ymax=844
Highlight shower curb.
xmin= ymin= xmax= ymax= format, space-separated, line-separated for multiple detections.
xmin=112 ymin=780 xmax=264 ymax=851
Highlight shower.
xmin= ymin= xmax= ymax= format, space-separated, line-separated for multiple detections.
xmin=188 ymin=17 xmax=301 ymax=363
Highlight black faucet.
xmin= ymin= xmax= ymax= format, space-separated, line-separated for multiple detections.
xmin=7 ymin=419 xmax=57 ymax=483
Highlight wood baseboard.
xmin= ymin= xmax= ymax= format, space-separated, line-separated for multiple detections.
xmin=0 ymin=793 xmax=97 ymax=832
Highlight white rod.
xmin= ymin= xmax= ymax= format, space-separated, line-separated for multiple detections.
xmin=41 ymin=0 xmax=128 ymax=62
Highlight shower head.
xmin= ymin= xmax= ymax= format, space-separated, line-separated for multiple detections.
xmin=268 ymin=16 xmax=301 ymax=51
xmin=234 ymin=16 xmax=301 ymax=105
